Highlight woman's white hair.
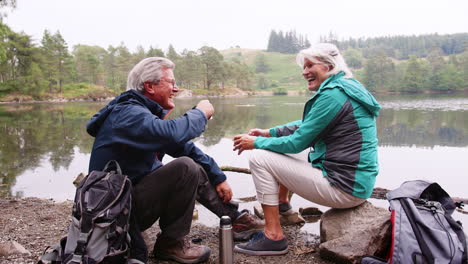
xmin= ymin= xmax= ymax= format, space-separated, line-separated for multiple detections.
xmin=126 ymin=57 xmax=175 ymax=92
xmin=296 ymin=43 xmax=353 ymax=78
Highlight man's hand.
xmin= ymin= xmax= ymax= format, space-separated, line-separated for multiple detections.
xmin=233 ymin=134 xmax=256 ymax=155
xmin=216 ymin=181 xmax=233 ymax=203
xmin=196 ymin=100 xmax=214 ymax=120
xmin=248 ymin=128 xmax=270 ymax=137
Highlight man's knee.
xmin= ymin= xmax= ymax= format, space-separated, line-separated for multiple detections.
xmin=173 ymin=156 xmax=197 ymax=170
xmin=171 ymin=157 xmax=203 ymax=184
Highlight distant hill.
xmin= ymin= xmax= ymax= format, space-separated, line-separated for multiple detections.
xmin=222 ymin=49 xmax=306 ymax=91
xmin=220 ymin=32 xmax=468 ymax=93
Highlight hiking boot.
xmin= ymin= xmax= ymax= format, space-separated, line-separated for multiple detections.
xmin=234 ymin=232 xmax=288 ymax=256
xmin=153 ymin=236 xmax=211 ymax=263
xmin=232 ymin=210 xmax=265 ymax=241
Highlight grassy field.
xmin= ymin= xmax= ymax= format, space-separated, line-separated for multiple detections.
xmin=0 ymin=83 xmax=117 ymax=102
xmin=222 ymin=48 xmax=307 ymax=92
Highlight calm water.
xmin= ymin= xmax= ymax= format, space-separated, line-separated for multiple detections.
xmin=1 ymin=94 xmax=467 ymax=232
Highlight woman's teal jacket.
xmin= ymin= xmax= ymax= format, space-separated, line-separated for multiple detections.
xmin=254 ymin=72 xmax=381 ymax=199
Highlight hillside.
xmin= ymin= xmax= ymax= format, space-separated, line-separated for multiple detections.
xmin=222 ymin=48 xmax=306 ymax=92
xmin=221 ymin=45 xmax=467 ymax=93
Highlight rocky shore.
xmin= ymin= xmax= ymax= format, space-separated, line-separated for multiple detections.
xmin=0 ymin=197 xmax=330 ymax=264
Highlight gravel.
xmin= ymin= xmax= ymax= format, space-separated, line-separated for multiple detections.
xmin=0 ymin=197 xmax=331 ymax=264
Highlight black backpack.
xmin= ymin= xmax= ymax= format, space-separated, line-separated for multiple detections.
xmin=362 ymin=180 xmax=467 ymax=264
xmin=39 ymin=160 xmax=132 ymax=264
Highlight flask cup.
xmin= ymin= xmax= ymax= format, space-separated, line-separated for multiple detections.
xmin=219 ymin=215 xmax=234 ymax=264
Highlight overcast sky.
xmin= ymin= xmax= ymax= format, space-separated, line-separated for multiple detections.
xmin=4 ymin=0 xmax=468 ymax=53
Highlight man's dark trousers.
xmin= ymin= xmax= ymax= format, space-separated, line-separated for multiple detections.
xmin=128 ymin=156 xmax=238 ymax=261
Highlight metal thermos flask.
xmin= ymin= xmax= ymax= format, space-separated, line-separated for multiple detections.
xmin=219 ymin=215 xmax=234 ymax=264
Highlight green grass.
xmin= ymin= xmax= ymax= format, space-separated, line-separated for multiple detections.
xmin=62 ymin=83 xmax=117 ymax=99
xmin=222 ymin=49 xmax=307 ymax=91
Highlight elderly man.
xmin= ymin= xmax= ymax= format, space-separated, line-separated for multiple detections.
xmin=87 ymin=57 xmax=263 ymax=263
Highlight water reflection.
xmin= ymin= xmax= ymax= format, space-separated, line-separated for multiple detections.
xmin=1 ymin=95 xmax=467 ymax=228
xmin=0 ymin=102 xmax=102 ymax=197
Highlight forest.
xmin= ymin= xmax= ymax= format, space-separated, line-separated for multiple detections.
xmin=0 ymin=1 xmax=467 ymax=101
xmin=265 ymin=30 xmax=467 ymax=93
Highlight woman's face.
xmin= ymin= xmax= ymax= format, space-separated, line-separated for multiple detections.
xmin=302 ymin=58 xmax=330 ymax=91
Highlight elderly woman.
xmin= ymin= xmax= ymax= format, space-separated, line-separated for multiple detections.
xmin=233 ymin=43 xmax=381 ymax=255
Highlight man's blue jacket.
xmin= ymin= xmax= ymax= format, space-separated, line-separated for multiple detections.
xmin=87 ymin=89 xmax=227 ymax=185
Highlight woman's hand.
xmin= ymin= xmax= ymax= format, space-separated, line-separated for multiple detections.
xmin=248 ymin=128 xmax=270 ymax=137
xmin=233 ymin=134 xmax=256 ymax=155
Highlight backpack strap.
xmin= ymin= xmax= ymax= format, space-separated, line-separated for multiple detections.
xmin=443 ymin=214 xmax=468 ymax=262
xmin=400 ymin=198 xmax=435 ymax=264
xmin=103 ymin=160 xmax=122 ymax=175
xmin=66 ymin=232 xmax=90 ymax=264
xmin=37 ymin=244 xmax=61 ymax=264
xmin=37 ymin=236 xmax=67 ymax=264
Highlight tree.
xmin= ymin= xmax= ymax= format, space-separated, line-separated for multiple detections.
xmin=112 ymin=43 xmax=132 ymax=91
xmin=256 ymin=74 xmax=270 ymax=90
xmin=0 ymin=22 xmax=12 ymax=82
xmin=458 ymin=51 xmax=468 ymax=86
xmin=254 ymin=53 xmax=269 ymax=73
xmin=267 ymin=29 xmax=310 ymax=54
xmin=0 ymin=0 xmax=16 ymax=21
xmin=343 ymin=48 xmax=364 ymax=69
xmin=132 ymin=45 xmax=146 ymax=66
xmin=401 ymin=55 xmax=429 ymax=92
xmin=426 ymin=48 xmax=447 ymax=91
xmin=103 ymin=45 xmax=121 ymax=91
xmin=177 ymin=49 xmax=203 ymax=89
xmin=166 ymin=44 xmax=180 ymax=61
xmin=267 ymin=30 xmax=279 ymax=52
xmin=72 ymin=45 xmax=107 ymax=85
xmin=228 ymin=59 xmax=254 ymax=90
xmin=198 ymin=46 xmax=223 ymax=90
xmin=167 ymin=44 xmax=182 ymax=82
xmin=363 ymin=52 xmax=395 ymax=91
xmin=436 ymin=64 xmax=464 ymax=91
xmin=146 ymin=46 xmax=164 ymax=57
xmin=40 ymin=30 xmax=72 ymax=93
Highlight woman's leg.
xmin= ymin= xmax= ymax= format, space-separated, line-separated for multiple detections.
xmin=249 ymin=149 xmax=364 ymax=210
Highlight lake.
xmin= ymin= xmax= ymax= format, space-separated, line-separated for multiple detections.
xmin=1 ymin=93 xmax=467 ymax=233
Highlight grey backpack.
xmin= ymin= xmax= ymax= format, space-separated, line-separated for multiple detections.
xmin=363 ymin=180 xmax=467 ymax=264
xmin=38 ymin=160 xmax=132 ymax=264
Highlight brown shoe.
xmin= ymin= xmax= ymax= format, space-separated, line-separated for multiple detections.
xmin=232 ymin=210 xmax=265 ymax=241
xmin=153 ymin=235 xmax=211 ymax=263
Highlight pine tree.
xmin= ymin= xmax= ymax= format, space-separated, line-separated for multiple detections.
xmin=198 ymin=46 xmax=224 ymax=90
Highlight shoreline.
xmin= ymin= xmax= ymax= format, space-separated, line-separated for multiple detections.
xmin=1 ymin=89 xmax=466 ymax=105
xmin=0 ymin=197 xmax=329 ymax=264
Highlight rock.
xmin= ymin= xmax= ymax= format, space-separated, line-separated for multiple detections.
xmin=319 ymin=201 xmax=391 ymax=263
xmin=280 ymin=209 xmax=306 ymax=225
xmin=0 ymin=241 xmax=31 ymax=256
xmin=254 ymin=202 xmax=306 ymax=225
xmin=176 ymin=89 xmax=193 ymax=98
xmin=73 ymin=173 xmax=86 ymax=186
xmin=299 ymin=207 xmax=323 ymax=216
xmin=192 ymin=208 xmax=199 ymax=220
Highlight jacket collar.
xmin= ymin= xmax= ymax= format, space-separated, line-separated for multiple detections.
xmin=308 ymin=71 xmax=345 ymax=101
xmin=124 ymin=90 xmax=167 ymax=118
xmin=317 ymin=71 xmax=345 ymax=92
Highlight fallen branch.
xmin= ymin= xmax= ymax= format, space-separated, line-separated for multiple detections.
xmin=220 ymin=166 xmax=251 ymax=174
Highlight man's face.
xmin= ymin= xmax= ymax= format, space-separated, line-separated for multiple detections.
xmin=145 ymin=69 xmax=179 ymax=110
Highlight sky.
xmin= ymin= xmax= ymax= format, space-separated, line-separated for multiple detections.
xmin=4 ymin=0 xmax=468 ymax=53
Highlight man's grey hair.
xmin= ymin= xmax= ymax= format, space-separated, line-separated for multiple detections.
xmin=296 ymin=43 xmax=353 ymax=78
xmin=126 ymin=57 xmax=175 ymax=92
